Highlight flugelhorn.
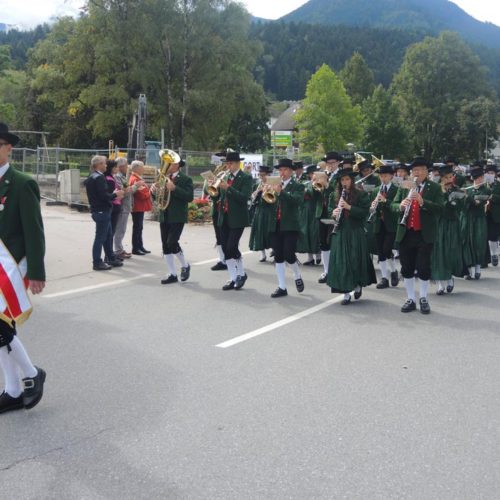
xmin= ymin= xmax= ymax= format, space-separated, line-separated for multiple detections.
xmin=312 ymin=172 xmax=328 ymax=192
xmin=262 ymin=176 xmax=282 ymax=204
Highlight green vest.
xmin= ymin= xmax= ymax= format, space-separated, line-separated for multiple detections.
xmin=215 ymin=170 xmax=252 ymax=228
xmin=159 ymin=171 xmax=194 ymax=223
xmin=0 ymin=166 xmax=46 ymax=281
xmin=392 ymin=180 xmax=444 ymax=244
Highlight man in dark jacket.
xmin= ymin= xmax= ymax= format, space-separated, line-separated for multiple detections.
xmin=84 ymin=156 xmax=124 ymax=270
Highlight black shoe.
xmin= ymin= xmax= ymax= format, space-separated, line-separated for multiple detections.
xmin=259 ymin=256 xmax=267 ymax=263
xmin=140 ymin=248 xmax=151 ymax=254
xmin=22 ymin=367 xmax=46 ymax=410
xmin=0 ymin=392 xmax=24 ymax=414
xmin=180 ymin=265 xmax=191 ymax=282
xmin=354 ymin=287 xmax=362 ymax=300
xmin=93 ymin=262 xmax=112 ymax=271
xmin=295 ymin=278 xmax=305 ymax=293
xmin=474 ymin=272 xmax=481 ymax=280
xmin=315 ymin=259 xmax=322 ymax=265
xmin=390 ymin=271 xmax=399 ymax=287
xmin=271 ymin=287 xmax=287 ymax=298
xmin=446 ymin=279 xmax=454 ymax=293
xmin=318 ymin=273 xmax=327 ymax=284
xmin=211 ymin=261 xmax=227 ymax=271
xmin=492 ymin=255 xmax=499 ymax=267
xmin=465 ymin=274 xmax=473 ymax=280
xmin=303 ymin=260 xmax=314 ymax=266
xmin=401 ymin=299 xmax=417 ymax=313
xmin=106 ymin=259 xmax=123 ymax=267
xmin=132 ymin=250 xmax=146 ymax=255
xmin=222 ymin=280 xmax=235 ymax=291
xmin=436 ymin=289 xmax=445 ymax=296
xmin=376 ymin=278 xmax=389 ymax=289
xmin=161 ymin=275 xmax=178 ymax=285
xmin=340 ymin=296 xmax=351 ymax=306
xmin=234 ymin=273 xmax=247 ymax=290
xmin=419 ymin=297 xmax=431 ymax=314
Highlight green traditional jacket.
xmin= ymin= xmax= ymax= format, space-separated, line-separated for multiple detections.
xmin=268 ymin=177 xmax=305 ymax=232
xmin=465 ymin=184 xmax=491 ymax=218
xmin=213 ymin=170 xmax=252 ymax=228
xmin=371 ymin=183 xmax=399 ymax=233
xmin=392 ymin=179 xmax=444 ymax=244
xmin=488 ymin=181 xmax=500 ymax=223
xmin=327 ymin=188 xmax=370 ymax=229
xmin=0 ymin=165 xmax=45 ymax=281
xmin=159 ymin=171 xmax=194 ymax=224
xmin=319 ymin=171 xmax=340 ymax=218
xmin=441 ymin=186 xmax=465 ymax=221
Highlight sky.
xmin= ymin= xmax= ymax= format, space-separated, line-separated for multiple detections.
xmin=2 ymin=0 xmax=500 ymax=29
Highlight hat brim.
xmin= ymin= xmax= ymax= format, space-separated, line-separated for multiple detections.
xmin=0 ymin=132 xmax=19 ymax=146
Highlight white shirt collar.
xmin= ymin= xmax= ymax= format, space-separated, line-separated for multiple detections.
xmin=0 ymin=162 xmax=10 ymax=179
xmin=282 ymin=177 xmax=292 ymax=187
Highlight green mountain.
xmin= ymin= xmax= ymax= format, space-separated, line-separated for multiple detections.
xmin=281 ymin=0 xmax=500 ymax=49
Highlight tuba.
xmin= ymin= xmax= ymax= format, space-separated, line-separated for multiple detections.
xmin=156 ymin=149 xmax=181 ymax=210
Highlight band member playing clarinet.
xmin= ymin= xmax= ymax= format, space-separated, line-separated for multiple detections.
xmin=210 ymin=152 xmax=252 ymax=290
xmin=152 ymin=153 xmax=194 ymax=284
xmin=326 ymin=167 xmax=376 ymax=305
xmin=369 ymin=164 xmax=399 ymax=289
xmin=268 ymin=158 xmax=305 ymax=298
xmin=392 ymin=157 xmax=444 ymax=314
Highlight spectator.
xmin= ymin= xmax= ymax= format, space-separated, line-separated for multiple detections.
xmin=84 ymin=155 xmax=124 ymax=270
xmin=129 ymin=160 xmax=152 ymax=255
xmin=104 ymin=159 xmax=122 ymax=239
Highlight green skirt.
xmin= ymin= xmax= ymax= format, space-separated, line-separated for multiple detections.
xmin=463 ymin=213 xmax=488 ymax=267
xmin=327 ymin=225 xmax=376 ymax=293
xmin=297 ymin=201 xmax=320 ymax=254
xmin=249 ymin=203 xmax=272 ymax=251
xmin=431 ymin=218 xmax=465 ymax=280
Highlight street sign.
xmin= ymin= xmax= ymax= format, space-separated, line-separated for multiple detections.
xmin=271 ymin=131 xmax=292 ymax=148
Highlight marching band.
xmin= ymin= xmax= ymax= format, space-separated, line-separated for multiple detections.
xmin=153 ymin=148 xmax=500 ymax=313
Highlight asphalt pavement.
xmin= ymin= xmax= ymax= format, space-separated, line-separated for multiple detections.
xmin=1 ymin=204 xmax=499 ymax=500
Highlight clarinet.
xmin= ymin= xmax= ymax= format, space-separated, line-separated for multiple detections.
xmin=399 ymin=177 xmax=419 ymax=226
xmin=331 ymin=188 xmax=346 ymax=235
xmin=367 ymin=187 xmax=384 ymax=223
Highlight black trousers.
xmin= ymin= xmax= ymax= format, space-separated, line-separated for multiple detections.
xmin=271 ymin=226 xmax=299 ymax=264
xmin=487 ymin=214 xmax=500 ymax=241
xmin=376 ymin=222 xmax=396 ymax=262
xmin=131 ymin=212 xmax=145 ymax=251
xmin=0 ymin=319 xmax=16 ymax=348
xmin=220 ymin=219 xmax=244 ymax=260
xmin=319 ymin=220 xmax=331 ymax=251
xmin=399 ymin=229 xmax=433 ymax=280
xmin=160 ymin=221 xmax=184 ymax=255
xmin=212 ymin=215 xmax=223 ymax=246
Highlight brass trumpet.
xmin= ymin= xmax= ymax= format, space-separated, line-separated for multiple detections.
xmin=207 ymin=169 xmax=230 ymax=197
xmin=262 ymin=177 xmax=282 ymax=204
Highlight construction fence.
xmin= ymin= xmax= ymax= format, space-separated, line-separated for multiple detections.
xmin=10 ymin=146 xmax=319 ymax=205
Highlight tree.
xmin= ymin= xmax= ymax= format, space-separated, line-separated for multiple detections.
xmin=362 ymin=85 xmax=410 ymax=158
xmin=294 ymin=64 xmax=363 ymax=152
xmin=339 ymin=52 xmax=375 ymax=106
xmin=392 ymin=31 xmax=498 ymax=159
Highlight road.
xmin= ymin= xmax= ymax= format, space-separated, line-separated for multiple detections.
xmin=1 ymin=204 xmax=499 ymax=500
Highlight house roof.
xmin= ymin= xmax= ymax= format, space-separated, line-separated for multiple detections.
xmin=271 ymin=102 xmax=301 ymax=132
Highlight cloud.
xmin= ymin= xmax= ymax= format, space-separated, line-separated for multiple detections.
xmin=1 ymin=0 xmax=83 ymax=29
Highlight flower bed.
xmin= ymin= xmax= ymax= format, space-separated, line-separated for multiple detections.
xmin=188 ymin=197 xmax=212 ymax=223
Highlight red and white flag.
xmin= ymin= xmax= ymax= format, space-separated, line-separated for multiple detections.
xmin=0 ymin=239 xmax=32 ymax=326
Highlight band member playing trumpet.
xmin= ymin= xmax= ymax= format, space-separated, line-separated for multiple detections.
xmin=249 ymin=165 xmax=273 ymax=262
xmin=431 ymin=164 xmax=466 ymax=294
xmin=268 ymin=158 xmax=305 ymax=298
xmin=392 ymin=157 xmax=444 ymax=314
xmin=369 ymin=164 xmax=399 ymax=289
xmin=318 ymin=151 xmax=343 ymax=283
xmin=463 ymin=164 xmax=490 ymax=279
xmin=152 ymin=151 xmax=194 ymax=284
xmin=484 ymin=164 xmax=500 ymax=267
xmin=326 ymin=167 xmax=376 ymax=305
xmin=209 ymin=151 xmax=252 ymax=290
xmin=297 ymin=164 xmax=322 ymax=265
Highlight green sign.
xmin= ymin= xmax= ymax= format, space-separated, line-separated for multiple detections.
xmin=271 ymin=131 xmax=292 ymax=148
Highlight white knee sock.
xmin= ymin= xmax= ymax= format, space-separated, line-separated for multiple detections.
xmin=448 ymin=278 xmax=454 ymax=286
xmin=469 ymin=266 xmax=474 ymax=277
xmin=419 ymin=279 xmax=429 ymax=299
xmin=276 ymin=262 xmax=286 ymax=289
xmin=393 ymin=249 xmax=399 ymax=258
xmin=315 ymin=252 xmax=321 ymax=261
xmin=354 ymin=285 xmax=361 ymax=293
xmin=0 ymin=346 xmax=23 ymax=397
xmin=216 ymin=245 xmax=225 ymax=264
xmin=308 ymin=253 xmax=314 ymax=261
xmin=321 ymin=250 xmax=330 ymax=274
xmin=489 ymin=241 xmax=498 ymax=256
xmin=260 ymin=250 xmax=266 ymax=259
xmin=164 ymin=254 xmax=177 ymax=276
xmin=226 ymin=259 xmax=237 ymax=281
xmin=287 ymin=261 xmax=301 ymax=280
xmin=8 ymin=337 xmax=37 ymax=379
xmin=379 ymin=260 xmax=388 ymax=279
xmin=388 ymin=258 xmax=396 ymax=273
xmin=404 ymin=278 xmax=416 ymax=301
xmin=236 ymin=258 xmax=245 ymax=277
xmin=475 ymin=265 xmax=481 ymax=274
xmin=175 ymin=251 xmax=187 ymax=268
xmin=437 ymin=280 xmax=444 ymax=292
